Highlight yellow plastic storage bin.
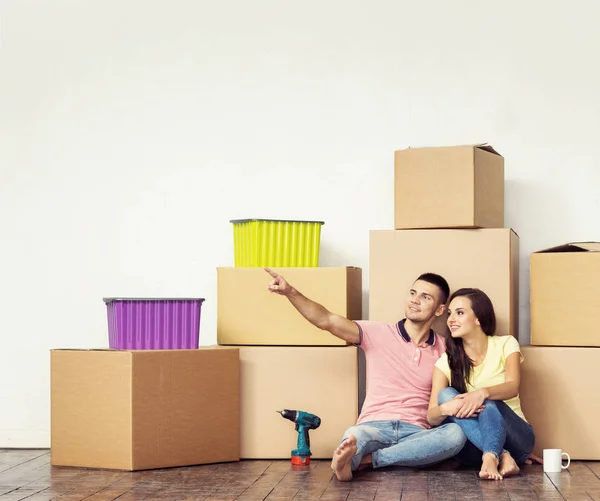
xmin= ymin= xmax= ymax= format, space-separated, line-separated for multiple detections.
xmin=230 ymin=219 xmax=325 ymax=267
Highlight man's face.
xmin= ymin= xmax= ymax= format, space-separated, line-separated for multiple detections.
xmin=404 ymin=279 xmax=446 ymax=322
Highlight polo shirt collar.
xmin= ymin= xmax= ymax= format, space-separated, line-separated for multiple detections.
xmin=397 ymin=319 xmax=436 ymax=346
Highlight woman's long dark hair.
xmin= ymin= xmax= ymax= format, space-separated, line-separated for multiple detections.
xmin=446 ymin=288 xmax=496 ymax=393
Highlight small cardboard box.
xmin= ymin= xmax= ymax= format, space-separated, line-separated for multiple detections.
xmin=217 ymin=267 xmax=362 ymax=346
xmin=51 ymin=348 xmax=240 ymax=470
xmin=370 ymin=229 xmax=519 ymax=337
xmin=238 ymin=346 xmax=358 ymax=459
xmin=531 ymin=242 xmax=600 ymax=347
xmin=520 ymin=346 xmax=600 ymax=460
xmin=394 ymin=143 xmax=504 ymax=229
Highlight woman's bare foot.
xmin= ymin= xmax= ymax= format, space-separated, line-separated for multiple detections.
xmin=479 ymin=453 xmax=503 ymax=480
xmin=331 ymin=435 xmax=357 ymax=481
xmin=499 ymin=452 xmax=520 ymax=477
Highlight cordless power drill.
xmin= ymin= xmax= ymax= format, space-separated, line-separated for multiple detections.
xmin=277 ymin=409 xmax=322 ymax=465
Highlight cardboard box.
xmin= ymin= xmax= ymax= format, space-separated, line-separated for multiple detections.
xmin=520 ymin=346 xmax=600 ymax=460
xmin=394 ymin=144 xmax=504 ymax=229
xmin=217 ymin=267 xmax=362 ymax=346
xmin=370 ymin=229 xmax=519 ymax=337
xmin=239 ymin=346 xmax=358 ymax=459
xmin=51 ymin=348 xmax=240 ymax=470
xmin=531 ymin=242 xmax=600 ymax=346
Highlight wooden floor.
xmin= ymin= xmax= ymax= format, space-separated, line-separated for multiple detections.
xmin=1 ymin=450 xmax=599 ymax=501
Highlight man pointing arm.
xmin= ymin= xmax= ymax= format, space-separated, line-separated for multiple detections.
xmin=265 ymin=267 xmax=359 ymax=344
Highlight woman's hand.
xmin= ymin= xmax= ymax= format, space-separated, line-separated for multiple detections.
xmin=441 ymin=396 xmax=485 ymax=418
xmin=440 ymin=399 xmax=465 ymax=417
xmin=453 ymin=389 xmax=487 ymax=418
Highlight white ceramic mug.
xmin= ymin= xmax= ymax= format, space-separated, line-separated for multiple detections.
xmin=543 ymin=449 xmax=571 ymax=473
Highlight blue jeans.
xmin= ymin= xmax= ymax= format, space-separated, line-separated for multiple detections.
xmin=438 ymin=387 xmax=535 ymax=466
xmin=341 ymin=420 xmax=466 ymax=471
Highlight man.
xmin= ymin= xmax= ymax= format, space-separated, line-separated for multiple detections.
xmin=265 ymin=267 xmax=467 ymax=481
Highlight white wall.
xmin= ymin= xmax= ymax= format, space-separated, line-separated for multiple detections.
xmin=1 ymin=0 xmax=599 ymax=448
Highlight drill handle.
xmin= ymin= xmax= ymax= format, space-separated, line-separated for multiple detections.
xmin=297 ymin=424 xmax=310 ymax=452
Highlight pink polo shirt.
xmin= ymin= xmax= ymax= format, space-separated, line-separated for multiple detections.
xmin=355 ymin=320 xmax=446 ymax=429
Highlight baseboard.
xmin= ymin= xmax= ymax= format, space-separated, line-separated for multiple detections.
xmin=0 ymin=430 xmax=50 ymax=449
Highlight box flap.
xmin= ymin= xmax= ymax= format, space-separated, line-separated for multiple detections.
xmin=474 ymin=143 xmax=501 ymax=156
xmin=535 ymin=242 xmax=600 ymax=253
xmin=398 ymin=143 xmax=501 ymax=156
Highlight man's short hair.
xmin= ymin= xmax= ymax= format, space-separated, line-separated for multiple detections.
xmin=415 ymin=272 xmax=450 ymax=304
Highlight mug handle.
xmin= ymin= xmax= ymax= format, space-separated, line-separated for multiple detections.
xmin=562 ymin=452 xmax=571 ymax=469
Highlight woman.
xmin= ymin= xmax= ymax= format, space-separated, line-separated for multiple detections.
xmin=427 ymin=288 xmax=535 ymax=480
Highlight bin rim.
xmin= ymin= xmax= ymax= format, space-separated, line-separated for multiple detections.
xmin=103 ymin=297 xmax=205 ymax=304
xmin=230 ymin=218 xmax=325 ymax=225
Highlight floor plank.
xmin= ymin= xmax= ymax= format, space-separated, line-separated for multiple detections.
xmin=0 ymin=450 xmax=598 ymax=501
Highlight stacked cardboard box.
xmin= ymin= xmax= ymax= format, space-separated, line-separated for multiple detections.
xmin=217 ymin=267 xmax=362 ymax=459
xmin=372 ymin=144 xmax=519 ymax=338
xmin=519 ymin=243 xmax=600 ymax=460
xmin=50 ymin=348 xmax=240 ymax=470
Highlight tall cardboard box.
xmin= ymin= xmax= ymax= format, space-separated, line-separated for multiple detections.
xmin=531 ymin=242 xmax=600 ymax=346
xmin=394 ymin=144 xmax=504 ymax=229
xmin=51 ymin=348 xmax=240 ymax=470
xmin=218 ymin=267 xmax=362 ymax=346
xmin=520 ymin=346 xmax=600 ymax=460
xmin=239 ymin=346 xmax=358 ymax=459
xmin=370 ymin=229 xmax=519 ymax=337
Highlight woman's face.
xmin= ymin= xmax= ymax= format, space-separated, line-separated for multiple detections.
xmin=447 ymin=296 xmax=480 ymax=338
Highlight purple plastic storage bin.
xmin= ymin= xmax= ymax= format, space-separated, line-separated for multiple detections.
xmin=103 ymin=298 xmax=205 ymax=350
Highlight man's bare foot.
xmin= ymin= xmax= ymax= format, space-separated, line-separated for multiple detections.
xmin=499 ymin=452 xmax=520 ymax=477
xmin=479 ymin=453 xmax=503 ymax=480
xmin=331 ymin=435 xmax=357 ymax=481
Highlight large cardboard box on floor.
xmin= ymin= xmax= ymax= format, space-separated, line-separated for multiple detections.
xmin=238 ymin=346 xmax=358 ymax=459
xmin=370 ymin=229 xmax=519 ymax=337
xmin=51 ymin=348 xmax=240 ymax=471
xmin=218 ymin=267 xmax=362 ymax=346
xmin=394 ymin=144 xmax=504 ymax=229
xmin=531 ymin=242 xmax=600 ymax=346
xmin=520 ymin=346 xmax=600 ymax=460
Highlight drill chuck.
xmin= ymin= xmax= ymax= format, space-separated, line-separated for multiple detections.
xmin=277 ymin=409 xmax=297 ymax=422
